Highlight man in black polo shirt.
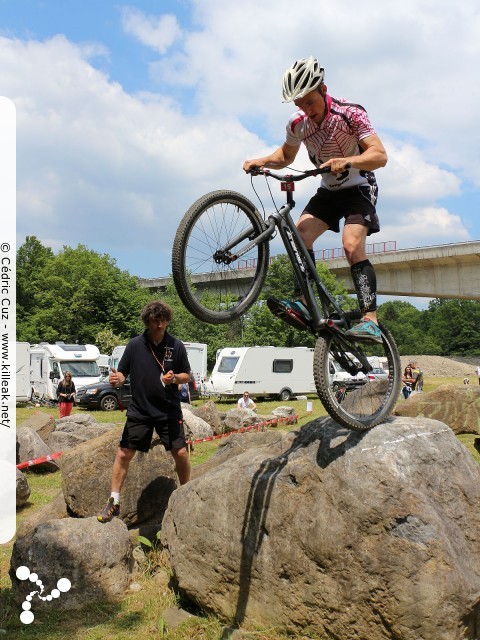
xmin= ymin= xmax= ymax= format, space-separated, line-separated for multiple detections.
xmin=97 ymin=300 xmax=191 ymax=523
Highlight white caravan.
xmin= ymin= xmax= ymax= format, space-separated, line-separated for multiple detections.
xmin=97 ymin=354 xmax=110 ymax=377
xmin=209 ymin=346 xmax=316 ymax=401
xmin=109 ymin=342 xmax=207 ymax=383
xmin=182 ymin=342 xmax=207 ymax=383
xmin=16 ymin=342 xmax=31 ymax=402
xmin=30 ymin=342 xmax=101 ymax=400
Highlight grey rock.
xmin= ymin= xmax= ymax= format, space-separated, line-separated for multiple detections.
xmin=395 ymin=383 xmax=480 ymax=434
xmin=16 ymin=469 xmax=30 ymax=507
xmin=162 ymin=606 xmax=195 ymax=629
xmin=16 ymin=491 xmax=68 ymax=538
xmin=18 ymin=412 xmax=56 ymax=443
xmin=192 ymin=401 xmax=223 ymax=434
xmin=54 ymin=413 xmax=98 ymax=427
xmin=16 ymin=427 xmax=59 ymax=473
xmin=182 ymin=408 xmax=214 ymax=441
xmin=191 ymin=431 xmax=289 ymax=481
xmin=60 ymin=429 xmax=178 ymax=527
xmin=271 ymin=405 xmax=296 ymax=417
xmin=47 ymin=422 xmax=117 ymax=451
xmin=162 ymin=416 xmax=480 ymax=639
xmin=10 ymin=517 xmax=133 ymax=609
xmin=223 ymin=408 xmax=262 ymax=432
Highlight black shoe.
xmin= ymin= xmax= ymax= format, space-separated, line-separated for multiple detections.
xmin=97 ymin=497 xmax=120 ymax=523
xmin=267 ymin=296 xmax=311 ymax=331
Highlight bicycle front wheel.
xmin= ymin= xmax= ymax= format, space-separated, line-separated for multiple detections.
xmin=172 ymin=190 xmax=270 ymax=324
xmin=313 ymin=323 xmax=401 ymax=431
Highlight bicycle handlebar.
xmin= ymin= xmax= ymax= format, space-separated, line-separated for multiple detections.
xmin=246 ymin=163 xmax=351 ymax=182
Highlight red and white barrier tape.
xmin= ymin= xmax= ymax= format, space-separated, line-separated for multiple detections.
xmin=16 ymin=416 xmax=298 ymax=467
xmin=16 ymin=451 xmax=63 ymax=470
xmin=185 ymin=415 xmax=298 ymax=446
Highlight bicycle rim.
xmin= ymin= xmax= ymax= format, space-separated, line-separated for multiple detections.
xmin=313 ymin=323 xmax=401 ymax=431
xmin=172 ymin=190 xmax=269 ymax=324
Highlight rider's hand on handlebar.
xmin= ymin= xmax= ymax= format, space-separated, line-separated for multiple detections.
xmin=320 ymin=158 xmax=352 ymax=174
xmin=243 ymin=159 xmax=266 ymax=174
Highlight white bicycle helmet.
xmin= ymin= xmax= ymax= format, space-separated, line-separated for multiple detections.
xmin=282 ymin=56 xmax=325 ymax=102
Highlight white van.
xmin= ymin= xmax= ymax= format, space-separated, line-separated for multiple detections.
xmin=328 ymin=357 xmax=367 ymax=391
xmin=16 ymin=342 xmax=31 ymax=402
xmin=109 ymin=342 xmax=207 ymax=383
xmin=30 ymin=342 xmax=101 ymax=401
xmin=209 ymin=346 xmax=316 ymax=401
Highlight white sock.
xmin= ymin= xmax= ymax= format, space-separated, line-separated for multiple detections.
xmin=111 ymin=492 xmax=120 ymax=504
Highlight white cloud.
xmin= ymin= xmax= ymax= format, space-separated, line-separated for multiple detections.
xmin=376 ymin=206 xmax=470 ymax=249
xmin=120 ymin=7 xmax=181 ymax=54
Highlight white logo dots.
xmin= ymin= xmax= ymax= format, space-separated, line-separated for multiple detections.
xmin=15 ymin=566 xmax=72 ymax=624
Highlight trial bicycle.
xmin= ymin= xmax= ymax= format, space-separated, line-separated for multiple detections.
xmin=172 ymin=168 xmax=401 ymax=430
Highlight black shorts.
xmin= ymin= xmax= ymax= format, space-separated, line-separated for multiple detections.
xmin=119 ymin=415 xmax=187 ymax=453
xmin=304 ymin=185 xmax=380 ymax=235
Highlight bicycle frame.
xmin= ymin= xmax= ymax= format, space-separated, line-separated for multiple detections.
xmin=220 ymin=168 xmax=354 ymax=333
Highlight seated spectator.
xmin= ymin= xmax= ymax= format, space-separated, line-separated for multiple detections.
xmin=237 ymin=391 xmax=257 ymax=411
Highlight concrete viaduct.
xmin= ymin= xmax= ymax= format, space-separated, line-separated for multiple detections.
xmin=138 ymin=240 xmax=480 ymax=301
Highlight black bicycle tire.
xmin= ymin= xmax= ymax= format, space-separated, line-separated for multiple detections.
xmin=313 ymin=323 xmax=402 ymax=431
xmin=172 ymin=190 xmax=269 ymax=324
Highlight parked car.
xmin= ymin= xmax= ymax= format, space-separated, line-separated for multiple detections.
xmin=367 ymin=367 xmax=389 ymax=382
xmin=76 ymin=374 xmax=199 ymax=411
xmin=75 ymin=377 xmax=132 ymax=411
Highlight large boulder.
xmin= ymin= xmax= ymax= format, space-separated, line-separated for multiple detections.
xmin=16 ymin=427 xmax=59 ymax=473
xmin=10 ymin=517 xmax=133 ymax=610
xmin=18 ymin=412 xmax=56 ymax=443
xmin=16 ymin=469 xmax=31 ymax=507
xmin=190 ymin=431 xmax=288 ymax=481
xmin=395 ymin=383 xmax=480 ymax=434
xmin=17 ymin=491 xmax=68 ymax=538
xmin=192 ymin=401 xmax=223 ymax=434
xmin=47 ymin=419 xmax=118 ymax=451
xmin=162 ymin=416 xmax=480 ymax=639
xmin=182 ymin=408 xmax=214 ymax=442
xmin=223 ymin=408 xmax=263 ymax=432
xmin=60 ymin=429 xmax=177 ymax=527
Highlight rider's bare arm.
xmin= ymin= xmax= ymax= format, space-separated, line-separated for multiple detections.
xmin=243 ymin=142 xmax=299 ymax=172
xmin=320 ymin=134 xmax=388 ymax=174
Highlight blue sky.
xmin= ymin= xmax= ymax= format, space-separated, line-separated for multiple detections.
xmin=1 ymin=0 xmax=479 ymax=298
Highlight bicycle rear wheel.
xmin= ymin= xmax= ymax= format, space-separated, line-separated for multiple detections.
xmin=172 ymin=190 xmax=269 ymax=324
xmin=313 ymin=323 xmax=401 ymax=431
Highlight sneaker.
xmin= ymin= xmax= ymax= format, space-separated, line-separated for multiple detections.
xmin=97 ymin=497 xmax=120 ymax=523
xmin=346 ymin=317 xmax=382 ymax=343
xmin=266 ymin=296 xmax=311 ymax=331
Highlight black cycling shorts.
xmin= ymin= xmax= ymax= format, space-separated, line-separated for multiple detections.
xmin=304 ymin=185 xmax=380 ymax=235
xmin=119 ymin=415 xmax=187 ymax=453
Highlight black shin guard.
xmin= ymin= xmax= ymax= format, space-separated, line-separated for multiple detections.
xmin=350 ymin=259 xmax=377 ymax=313
xmin=294 ymin=249 xmax=316 ymax=295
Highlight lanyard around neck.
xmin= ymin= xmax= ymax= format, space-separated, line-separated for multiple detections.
xmin=148 ymin=342 xmax=165 ymax=374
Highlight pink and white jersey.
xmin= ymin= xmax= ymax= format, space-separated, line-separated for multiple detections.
xmin=285 ymin=94 xmax=377 ymax=191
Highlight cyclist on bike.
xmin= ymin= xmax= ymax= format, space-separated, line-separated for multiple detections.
xmin=243 ymin=56 xmax=387 ymax=343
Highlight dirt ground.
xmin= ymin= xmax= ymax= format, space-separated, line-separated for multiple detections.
xmin=401 ymin=355 xmax=480 ymax=378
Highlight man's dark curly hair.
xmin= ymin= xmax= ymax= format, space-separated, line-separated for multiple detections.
xmin=141 ymin=300 xmax=173 ymax=327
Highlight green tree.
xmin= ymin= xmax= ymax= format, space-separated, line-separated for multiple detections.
xmin=94 ymin=328 xmax=126 ymax=354
xmin=16 ymin=240 xmax=150 ymax=344
xmin=17 ymin=236 xmax=54 ymax=323
xmin=377 ymin=300 xmax=440 ymax=355
xmin=425 ymin=299 xmax=480 ymax=355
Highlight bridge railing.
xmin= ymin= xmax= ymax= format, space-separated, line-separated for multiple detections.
xmin=237 ymin=240 xmax=396 ymax=270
